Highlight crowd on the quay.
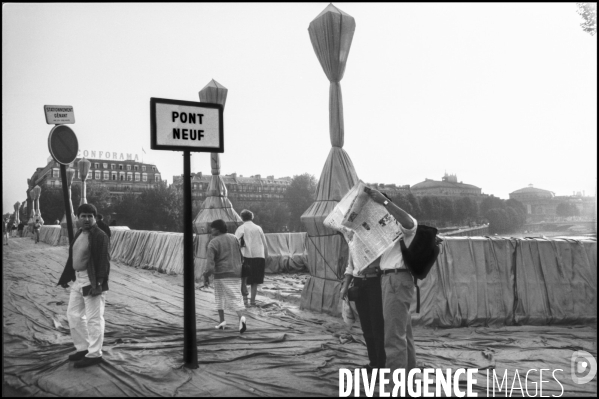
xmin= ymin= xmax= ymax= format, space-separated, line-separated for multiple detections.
xmin=3 ymin=216 xmax=42 ymax=244
xmin=11 ymin=185 xmax=421 ymax=379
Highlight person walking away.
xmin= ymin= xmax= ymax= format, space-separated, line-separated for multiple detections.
xmin=234 ymin=210 xmax=269 ymax=307
xmin=364 ymin=187 xmax=418 ymax=378
xmin=340 ymin=255 xmax=385 ymax=375
xmin=204 ymin=219 xmax=247 ymax=333
xmin=3 ymin=217 xmax=9 ymax=245
xmin=33 ymin=218 xmax=42 ymax=244
xmin=11 ymin=221 xmax=17 ymax=237
xmin=17 ymin=221 xmax=24 ymax=237
xmin=57 ymin=203 xmax=111 ymax=368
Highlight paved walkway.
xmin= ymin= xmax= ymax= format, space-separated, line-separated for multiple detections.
xmin=3 ymin=237 xmax=596 ymax=396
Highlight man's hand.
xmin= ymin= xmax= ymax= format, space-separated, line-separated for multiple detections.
xmin=364 ymin=187 xmax=387 ymax=205
xmin=340 ymin=285 xmax=348 ymax=300
xmin=90 ymin=286 xmax=103 ymax=296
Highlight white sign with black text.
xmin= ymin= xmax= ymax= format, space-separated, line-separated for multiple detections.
xmin=150 ymin=98 xmax=223 ymax=153
xmin=44 ymin=105 xmax=75 ymax=125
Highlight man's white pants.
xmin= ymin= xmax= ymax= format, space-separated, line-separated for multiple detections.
xmin=66 ymin=270 xmax=106 ymax=358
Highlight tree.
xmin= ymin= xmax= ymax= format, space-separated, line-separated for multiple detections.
xmin=556 ymin=202 xmax=570 ymax=218
xmin=480 ymin=195 xmax=504 ymax=217
xmin=389 ymin=192 xmax=413 ymax=215
xmin=486 ymin=208 xmax=510 ymax=234
xmin=38 ymin=185 xmax=68 ymax=224
xmin=250 ymin=200 xmax=290 ymax=233
xmin=438 ymin=198 xmax=455 ymax=225
xmin=406 ymin=193 xmax=422 ymax=219
xmin=285 ymin=173 xmax=317 ymax=232
xmin=577 ymin=3 xmax=597 ymax=36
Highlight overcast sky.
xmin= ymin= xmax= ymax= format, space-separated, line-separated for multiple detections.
xmin=2 ymin=3 xmax=597 ymax=214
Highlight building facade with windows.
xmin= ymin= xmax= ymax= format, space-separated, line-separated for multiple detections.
xmin=29 ymin=156 xmax=162 ymax=196
xmin=172 ymin=172 xmax=292 ymax=208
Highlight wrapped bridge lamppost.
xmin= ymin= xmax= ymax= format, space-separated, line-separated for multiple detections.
xmin=13 ymin=202 xmax=20 ymax=226
xmin=60 ymin=168 xmax=77 ymax=245
xmin=192 ymin=79 xmax=242 ymax=281
xmin=79 ymin=157 xmax=91 ymax=206
xmin=31 ymin=186 xmax=44 ymax=240
xmin=300 ymin=4 xmax=359 ymax=316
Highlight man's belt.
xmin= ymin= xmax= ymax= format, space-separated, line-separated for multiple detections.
xmin=381 ymin=268 xmax=410 ymax=275
xmin=356 ymin=267 xmax=381 ymax=279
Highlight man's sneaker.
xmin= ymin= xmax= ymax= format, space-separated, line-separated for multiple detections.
xmin=74 ymin=356 xmax=103 ymax=368
xmin=68 ymin=350 xmax=88 ymax=361
xmin=239 ymin=316 xmax=247 ymax=333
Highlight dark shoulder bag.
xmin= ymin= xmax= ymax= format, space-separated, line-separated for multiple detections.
xmin=399 ymin=224 xmax=443 ymax=313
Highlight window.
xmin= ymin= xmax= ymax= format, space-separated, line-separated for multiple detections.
xmin=127 ymin=165 xmax=131 ymax=171
xmin=127 ymin=173 xmax=132 ymax=181
xmin=111 ymin=164 xmax=116 ymax=170
xmin=120 ymin=175 xmax=124 ymax=181
xmin=152 ymin=166 xmax=156 ymax=171
xmin=142 ymin=166 xmax=146 ymax=172
xmin=94 ymin=163 xmax=99 ymax=169
xmin=112 ymin=173 xmax=117 ymax=180
xmin=155 ymin=174 xmax=161 ymax=182
xmin=142 ymin=173 xmax=147 ymax=182
xmin=134 ymin=165 xmax=138 ymax=171
xmin=52 ymin=169 xmax=59 ymax=178
xmin=119 ymin=165 xmax=123 ymax=170
xmin=103 ymin=163 xmax=108 ymax=169
xmin=95 ymin=171 xmax=101 ymax=180
xmin=103 ymin=171 xmax=109 ymax=180
xmin=193 ymin=184 xmax=197 ymax=189
xmin=135 ymin=173 xmax=140 ymax=182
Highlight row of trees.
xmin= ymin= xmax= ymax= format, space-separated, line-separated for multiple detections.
xmin=556 ymin=202 xmax=580 ymax=218
xmin=33 ymin=173 xmax=526 ymax=234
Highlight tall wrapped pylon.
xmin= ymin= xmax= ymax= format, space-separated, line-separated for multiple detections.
xmin=13 ymin=202 xmax=20 ymax=226
xmin=192 ymin=79 xmax=242 ymax=281
xmin=60 ymin=168 xmax=77 ymax=245
xmin=300 ymin=4 xmax=359 ymax=316
xmin=31 ymin=186 xmax=44 ymax=240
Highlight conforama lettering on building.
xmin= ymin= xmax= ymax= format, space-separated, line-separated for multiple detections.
xmin=76 ymin=150 xmax=139 ymax=161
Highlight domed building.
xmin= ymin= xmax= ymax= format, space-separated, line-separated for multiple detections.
xmin=411 ymin=173 xmax=483 ymax=200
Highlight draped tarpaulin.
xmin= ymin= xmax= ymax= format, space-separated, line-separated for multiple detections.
xmin=410 ymin=236 xmax=596 ymax=327
xmin=300 ymin=4 xmax=359 ymax=316
xmin=192 ymin=79 xmax=243 ymax=281
xmin=108 ymin=229 xmax=308 ymax=276
xmin=3 ymin=236 xmax=597 ymax=396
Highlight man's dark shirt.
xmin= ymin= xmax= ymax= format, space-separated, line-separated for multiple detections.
xmin=96 ymin=220 xmax=111 ymax=238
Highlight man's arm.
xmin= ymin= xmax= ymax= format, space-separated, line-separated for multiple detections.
xmin=364 ymin=187 xmax=414 ymax=229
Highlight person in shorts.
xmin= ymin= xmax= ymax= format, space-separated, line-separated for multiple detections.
xmin=234 ymin=210 xmax=269 ymax=307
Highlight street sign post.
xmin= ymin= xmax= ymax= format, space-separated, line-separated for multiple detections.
xmin=150 ymin=97 xmax=224 ymax=369
xmin=47 ymin=124 xmax=79 ymax=244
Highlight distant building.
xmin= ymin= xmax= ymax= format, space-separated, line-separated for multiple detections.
xmin=510 ymin=184 xmax=595 ymax=222
xmin=172 ymin=172 xmax=292 ymax=208
xmin=411 ymin=173 xmax=483 ymax=200
xmin=29 ymin=155 xmax=162 ymax=197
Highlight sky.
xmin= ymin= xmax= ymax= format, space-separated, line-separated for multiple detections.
xmin=2 ymin=3 xmax=597 ymax=214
